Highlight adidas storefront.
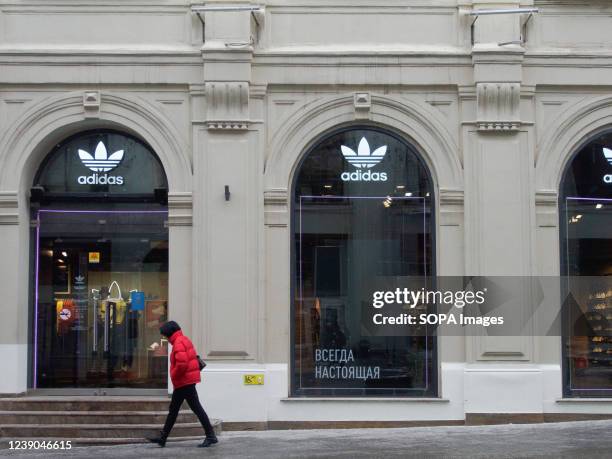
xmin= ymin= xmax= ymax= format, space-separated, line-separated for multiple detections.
xmin=30 ymin=130 xmax=170 ymax=393
xmin=0 ymin=1 xmax=611 ymax=431
xmin=291 ymin=127 xmax=437 ymax=398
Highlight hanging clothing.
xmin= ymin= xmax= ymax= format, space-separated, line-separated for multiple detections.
xmin=98 ymin=299 xmax=127 ymax=325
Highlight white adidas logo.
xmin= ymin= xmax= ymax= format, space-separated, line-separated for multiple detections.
xmin=78 ymin=141 xmax=124 ymax=173
xmin=341 ymin=137 xmax=387 ymax=169
xmin=76 ymin=141 xmax=125 ymax=186
xmin=340 ymin=137 xmax=388 ymax=182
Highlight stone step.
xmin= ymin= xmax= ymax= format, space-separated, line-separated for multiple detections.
xmin=0 ymin=397 xmax=171 ymax=412
xmin=0 ymin=410 xmax=197 ymax=425
xmin=0 ymin=420 xmax=221 ymax=439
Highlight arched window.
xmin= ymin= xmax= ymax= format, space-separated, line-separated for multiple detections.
xmin=560 ymin=131 xmax=612 ymax=397
xmin=31 ymin=130 xmax=169 ymax=391
xmin=34 ymin=129 xmax=167 ymax=195
xmin=292 ymin=126 xmax=436 ymax=397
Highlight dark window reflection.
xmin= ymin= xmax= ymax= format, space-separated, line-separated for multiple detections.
xmin=292 ymin=127 xmax=436 ymax=397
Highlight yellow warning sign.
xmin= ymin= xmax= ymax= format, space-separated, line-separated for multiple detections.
xmin=243 ymin=374 xmax=264 ymax=385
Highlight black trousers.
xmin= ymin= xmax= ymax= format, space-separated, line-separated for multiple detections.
xmin=163 ymin=384 xmax=215 ymax=438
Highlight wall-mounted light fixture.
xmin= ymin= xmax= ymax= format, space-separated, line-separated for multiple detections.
xmin=466 ymin=7 xmax=539 ymax=46
xmin=468 ymin=7 xmax=539 ymax=16
xmin=191 ymin=4 xmax=265 ymax=44
xmin=191 ymin=5 xmax=263 ymax=13
xmin=225 ymin=185 xmax=231 ymax=201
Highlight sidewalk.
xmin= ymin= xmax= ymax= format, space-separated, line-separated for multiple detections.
xmin=2 ymin=420 xmax=611 ymax=458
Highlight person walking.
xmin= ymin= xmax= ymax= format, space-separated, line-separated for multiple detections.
xmin=147 ymin=321 xmax=218 ymax=448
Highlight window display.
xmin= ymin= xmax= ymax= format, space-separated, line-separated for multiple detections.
xmin=292 ymin=127 xmax=436 ymax=397
xmin=561 ymin=131 xmax=612 ymax=397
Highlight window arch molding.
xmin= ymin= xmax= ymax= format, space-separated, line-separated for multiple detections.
xmin=0 ymin=91 xmax=191 ymax=195
xmin=537 ymin=95 xmax=612 ymax=193
xmin=264 ymin=93 xmax=462 ymax=195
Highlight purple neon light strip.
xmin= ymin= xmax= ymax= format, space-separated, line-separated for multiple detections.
xmin=38 ymin=210 xmax=168 ymax=214
xmin=566 ymin=196 xmax=612 ymax=202
xmin=300 ymin=195 xmax=425 ymax=200
xmin=33 ymin=210 xmax=40 ymax=389
xmin=297 ymin=195 xmax=430 ymax=392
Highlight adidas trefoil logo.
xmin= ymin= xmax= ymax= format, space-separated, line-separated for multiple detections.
xmin=78 ymin=141 xmax=124 ymax=173
xmin=341 ymin=137 xmax=387 ymax=169
xmin=340 ymin=137 xmax=388 ymax=182
xmin=77 ymin=141 xmax=125 ymax=186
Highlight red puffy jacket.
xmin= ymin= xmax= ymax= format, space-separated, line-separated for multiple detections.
xmin=168 ymin=330 xmax=201 ymax=389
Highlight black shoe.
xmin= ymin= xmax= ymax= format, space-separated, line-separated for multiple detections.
xmin=147 ymin=430 xmax=168 ymax=447
xmin=198 ymin=436 xmax=218 ymax=448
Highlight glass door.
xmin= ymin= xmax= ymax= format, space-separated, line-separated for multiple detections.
xmin=33 ymin=210 xmax=169 ymax=390
xmin=563 ymin=197 xmax=612 ymax=396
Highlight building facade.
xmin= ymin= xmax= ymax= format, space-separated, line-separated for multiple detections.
xmin=0 ymin=0 xmax=611 ymax=425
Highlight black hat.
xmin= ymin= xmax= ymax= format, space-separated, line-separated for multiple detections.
xmin=160 ymin=320 xmax=181 ymax=338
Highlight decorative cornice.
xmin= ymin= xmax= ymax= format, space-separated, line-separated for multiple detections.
xmin=167 ymin=191 xmax=192 ymax=227
xmin=535 ymin=190 xmax=558 ymax=207
xmin=535 ymin=190 xmax=559 ymax=228
xmin=250 ymin=84 xmax=267 ymax=100
xmin=206 ymin=121 xmax=249 ymax=130
xmin=264 ymin=188 xmax=288 ymax=207
xmin=471 ymin=44 xmax=526 ymax=64
xmin=264 ymin=188 xmax=288 ymax=228
xmin=439 ymin=188 xmax=464 ymax=206
xmin=0 ymin=191 xmax=19 ymax=225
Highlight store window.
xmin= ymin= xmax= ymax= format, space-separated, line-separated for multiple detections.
xmin=31 ymin=130 xmax=169 ymax=390
xmin=560 ymin=131 xmax=612 ymax=397
xmin=292 ymin=126 xmax=436 ymax=397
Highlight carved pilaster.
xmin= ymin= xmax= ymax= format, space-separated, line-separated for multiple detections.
xmin=476 ymin=82 xmax=521 ymax=131
xmin=205 ymin=81 xmax=250 ymax=131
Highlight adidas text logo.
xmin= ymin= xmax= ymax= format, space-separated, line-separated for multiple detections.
xmin=340 ymin=137 xmax=388 ymax=182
